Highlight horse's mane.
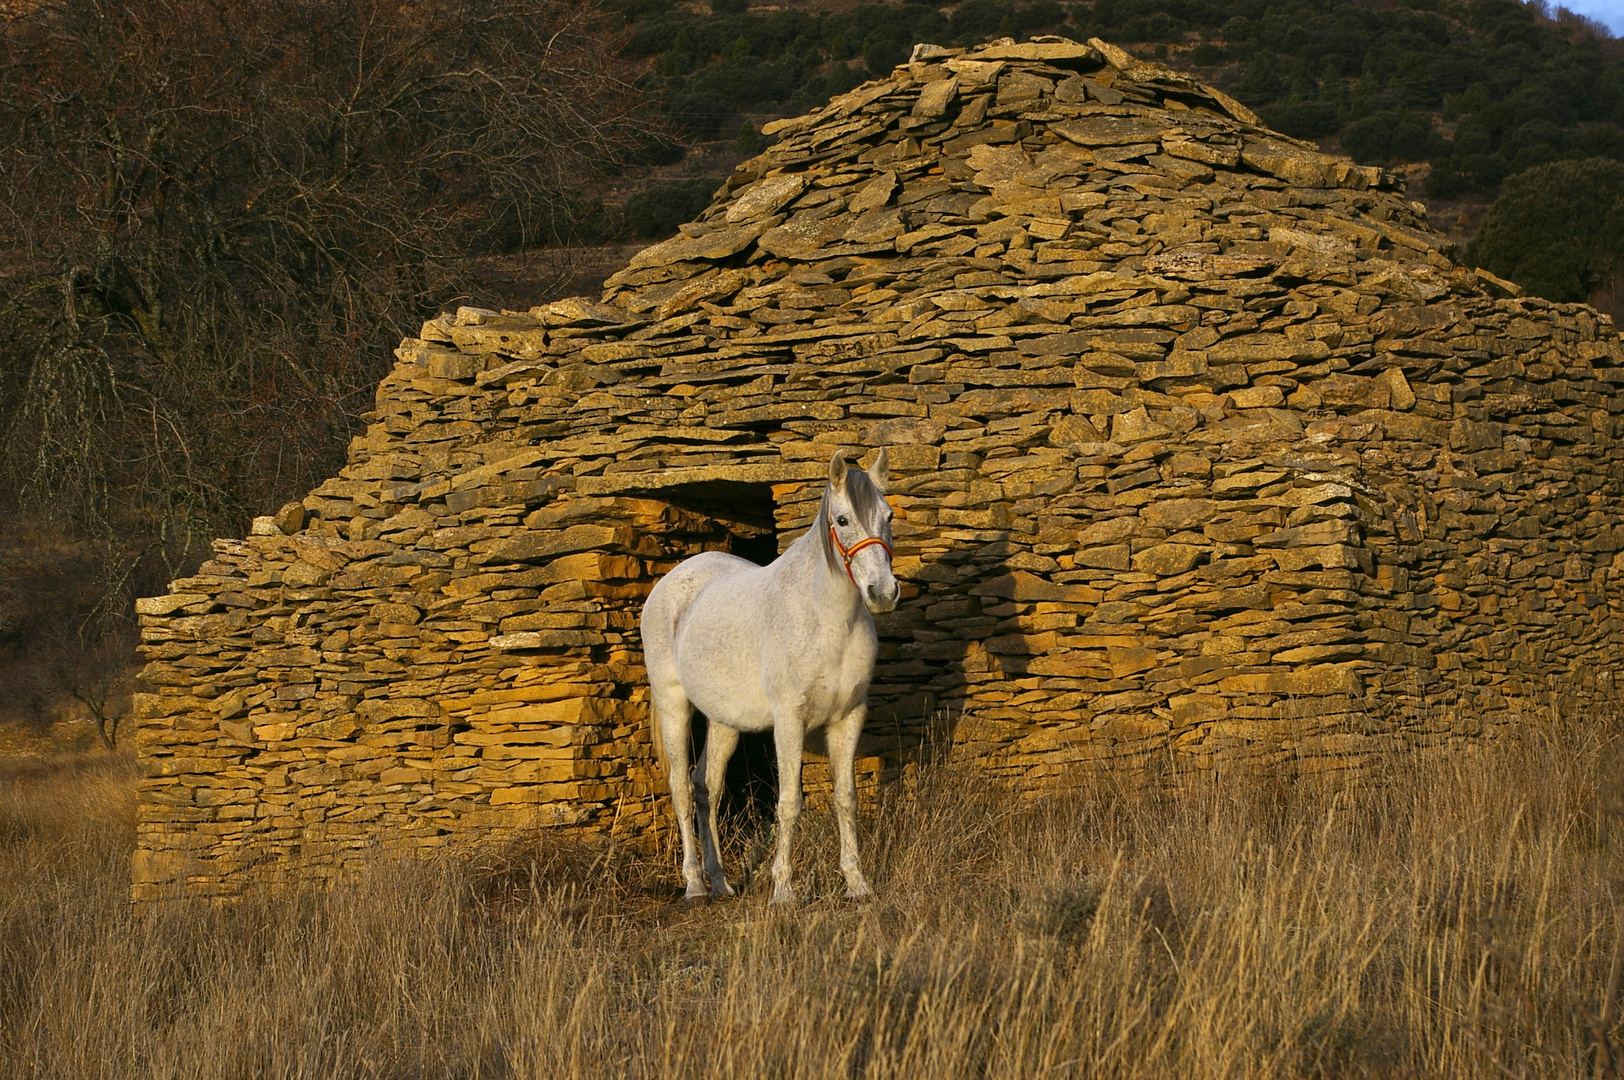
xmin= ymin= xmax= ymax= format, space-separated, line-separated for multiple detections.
xmin=815 ymin=465 xmax=883 ymax=574
xmin=813 ymin=487 xmax=842 ymax=575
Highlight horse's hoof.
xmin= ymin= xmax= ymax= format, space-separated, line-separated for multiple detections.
xmin=846 ymin=884 xmax=875 ymax=902
xmin=711 ymin=881 xmax=736 ymax=898
xmin=684 ymin=886 xmax=709 ymax=903
xmin=769 ymin=887 xmax=798 ymax=906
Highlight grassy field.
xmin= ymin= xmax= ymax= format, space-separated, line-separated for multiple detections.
xmin=1 ymin=718 xmax=1620 ymax=1080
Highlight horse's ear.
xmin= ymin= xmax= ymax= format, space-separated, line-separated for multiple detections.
xmin=828 ymin=449 xmax=849 ymax=490
xmin=868 ymin=447 xmax=889 ymax=491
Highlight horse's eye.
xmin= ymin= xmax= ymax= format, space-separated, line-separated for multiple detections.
xmin=837 ymin=515 xmax=849 ymax=527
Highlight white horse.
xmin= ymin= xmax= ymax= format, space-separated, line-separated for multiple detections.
xmin=640 ymin=449 xmax=899 ymax=904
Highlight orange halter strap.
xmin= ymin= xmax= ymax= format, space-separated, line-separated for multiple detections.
xmin=829 ymin=524 xmax=893 ymax=587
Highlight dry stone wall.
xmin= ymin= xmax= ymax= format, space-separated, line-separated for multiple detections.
xmin=134 ymin=36 xmax=1624 ymax=900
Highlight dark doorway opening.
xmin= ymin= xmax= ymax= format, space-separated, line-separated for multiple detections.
xmin=729 ymin=531 xmax=779 ymax=567
xmin=653 ymin=479 xmax=777 ymax=538
xmin=707 ymin=723 xmax=778 ymax=827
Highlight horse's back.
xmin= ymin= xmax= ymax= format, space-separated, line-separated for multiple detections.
xmin=641 ymin=550 xmax=757 ymax=684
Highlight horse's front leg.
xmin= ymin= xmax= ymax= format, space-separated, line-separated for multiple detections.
xmin=768 ymin=713 xmax=806 ymax=906
xmin=826 ymin=703 xmax=874 ymax=900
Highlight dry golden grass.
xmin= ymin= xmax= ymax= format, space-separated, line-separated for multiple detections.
xmin=1 ymin=718 xmax=1621 ymax=1079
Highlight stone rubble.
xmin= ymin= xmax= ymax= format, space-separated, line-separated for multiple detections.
xmin=133 ymin=36 xmax=1624 ymax=900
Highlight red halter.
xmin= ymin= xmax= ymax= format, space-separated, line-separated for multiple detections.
xmin=829 ymin=524 xmax=893 ymax=587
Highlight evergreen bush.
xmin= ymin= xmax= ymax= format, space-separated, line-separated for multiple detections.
xmin=1468 ymin=158 xmax=1624 ymax=302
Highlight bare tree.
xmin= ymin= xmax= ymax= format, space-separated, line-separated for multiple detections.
xmin=0 ymin=0 xmax=662 ymax=619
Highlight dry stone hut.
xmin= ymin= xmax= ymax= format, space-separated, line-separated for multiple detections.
xmin=134 ymin=36 xmax=1624 ymax=900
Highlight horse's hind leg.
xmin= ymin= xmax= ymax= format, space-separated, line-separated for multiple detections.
xmin=653 ymin=684 xmax=707 ymax=900
xmin=693 ymin=723 xmax=738 ymax=897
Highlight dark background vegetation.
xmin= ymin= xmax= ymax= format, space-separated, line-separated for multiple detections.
xmin=1 ymin=0 xmax=1622 ymax=742
xmin=628 ymin=0 xmax=1624 ymax=194
xmin=0 ymin=0 xmax=659 ymax=732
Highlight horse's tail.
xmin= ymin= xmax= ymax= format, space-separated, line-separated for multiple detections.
xmin=650 ymin=694 xmax=670 ymax=778
xmin=640 ymin=566 xmax=688 ymax=785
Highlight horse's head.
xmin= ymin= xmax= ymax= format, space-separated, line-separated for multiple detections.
xmin=826 ymin=449 xmax=900 ymax=614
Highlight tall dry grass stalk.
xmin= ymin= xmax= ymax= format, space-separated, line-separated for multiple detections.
xmin=1 ymin=717 xmax=1620 ymax=1079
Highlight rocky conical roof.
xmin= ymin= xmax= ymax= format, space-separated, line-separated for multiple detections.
xmin=596 ymin=34 xmax=1454 ymax=330
xmin=416 ymin=31 xmax=1544 ymax=479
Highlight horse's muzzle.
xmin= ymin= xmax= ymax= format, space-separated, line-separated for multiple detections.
xmin=864 ymin=578 xmax=900 ymax=614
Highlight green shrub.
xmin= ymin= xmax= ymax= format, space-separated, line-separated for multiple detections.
xmin=1425 ymin=163 xmax=1469 ymax=199
xmin=1467 ymin=158 xmax=1624 ymax=302
xmin=1262 ymin=100 xmax=1342 ymax=139
xmin=824 ymin=60 xmax=866 ymax=98
xmin=1341 ymin=110 xmax=1444 ymax=165
xmin=733 ymin=123 xmax=768 ymax=155
xmin=666 ymin=90 xmax=733 ymax=140
xmin=623 ymin=178 xmax=724 ymax=239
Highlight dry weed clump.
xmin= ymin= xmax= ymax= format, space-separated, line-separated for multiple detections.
xmin=0 ymin=717 xmax=1620 ymax=1079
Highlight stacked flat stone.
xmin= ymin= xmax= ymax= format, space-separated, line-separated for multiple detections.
xmin=132 ymin=36 xmax=1624 ymax=901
